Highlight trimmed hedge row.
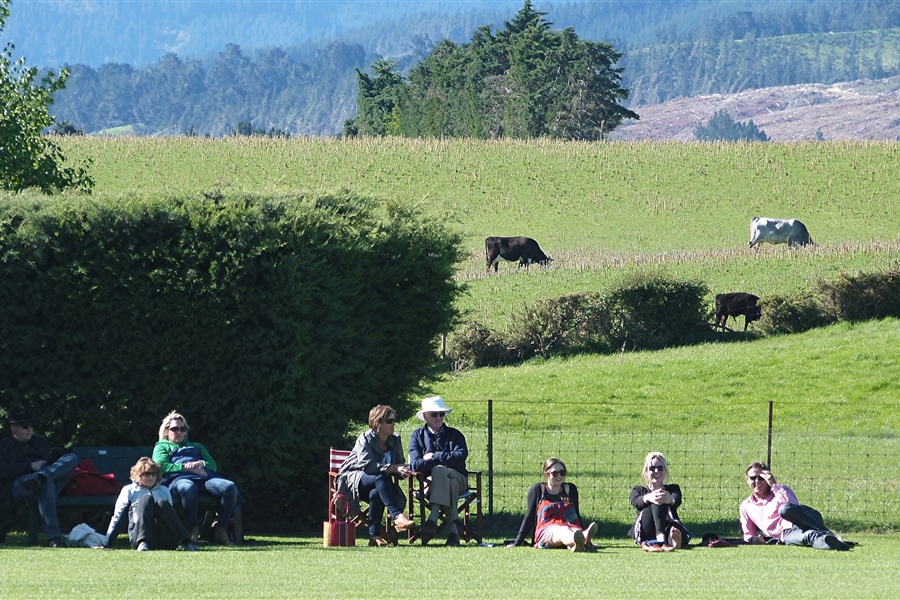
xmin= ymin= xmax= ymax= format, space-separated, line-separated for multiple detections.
xmin=450 ymin=272 xmax=710 ymax=368
xmin=450 ymin=269 xmax=900 ymax=369
xmin=759 ymin=270 xmax=900 ymax=334
xmin=0 ymin=191 xmax=463 ymax=527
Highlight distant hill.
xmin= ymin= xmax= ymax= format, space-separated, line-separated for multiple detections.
xmin=4 ymin=0 xmax=799 ymax=68
xmin=10 ymin=0 xmax=898 ymax=137
xmin=610 ymin=75 xmax=900 ymax=142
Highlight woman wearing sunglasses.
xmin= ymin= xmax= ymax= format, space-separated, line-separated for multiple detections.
xmin=334 ymin=405 xmax=415 ymax=546
xmin=152 ymin=411 xmax=240 ymax=546
xmin=629 ymin=451 xmax=689 ymax=552
xmin=506 ymin=457 xmax=597 ymax=551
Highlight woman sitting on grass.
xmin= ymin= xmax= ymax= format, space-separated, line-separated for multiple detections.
xmin=506 ymin=457 xmax=597 ymax=552
xmin=629 ymin=451 xmax=690 ymax=552
xmin=104 ymin=457 xmax=198 ymax=551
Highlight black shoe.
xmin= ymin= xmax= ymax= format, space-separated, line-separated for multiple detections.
xmin=446 ymin=532 xmax=460 ymax=547
xmin=419 ymin=520 xmax=438 ymax=545
xmin=46 ymin=537 xmax=63 ymax=548
xmin=177 ymin=541 xmax=200 ymax=551
xmin=824 ymin=534 xmax=850 ymax=551
xmin=23 ymin=473 xmax=47 ymax=494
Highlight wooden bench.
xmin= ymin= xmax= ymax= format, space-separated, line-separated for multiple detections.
xmin=15 ymin=446 xmax=244 ymax=546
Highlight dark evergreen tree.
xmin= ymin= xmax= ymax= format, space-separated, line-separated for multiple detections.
xmin=360 ymin=1 xmax=638 ymax=140
xmin=352 ymin=59 xmax=404 ymax=136
xmin=695 ymin=109 xmax=769 ymax=141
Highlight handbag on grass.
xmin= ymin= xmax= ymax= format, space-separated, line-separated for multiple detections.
xmin=323 ymin=493 xmax=356 ymax=547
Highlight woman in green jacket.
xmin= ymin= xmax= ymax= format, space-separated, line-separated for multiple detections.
xmin=152 ymin=411 xmax=238 ymax=546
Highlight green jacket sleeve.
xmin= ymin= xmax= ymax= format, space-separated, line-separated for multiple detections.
xmin=152 ymin=441 xmax=181 ymax=475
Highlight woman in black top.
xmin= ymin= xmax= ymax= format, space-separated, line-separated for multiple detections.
xmin=506 ymin=457 xmax=597 ymax=551
xmin=629 ymin=452 xmax=690 ymax=552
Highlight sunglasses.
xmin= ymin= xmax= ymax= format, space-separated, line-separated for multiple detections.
xmin=649 ymin=465 xmax=666 ymax=473
xmin=168 ymin=426 xmax=188 ymax=433
xmin=548 ymin=469 xmax=566 ymax=477
xmin=747 ymin=475 xmax=766 ymax=482
xmin=13 ymin=423 xmax=33 ymax=429
xmin=428 ymin=412 xmax=446 ymax=418
xmin=383 ymin=418 xmax=396 ymax=424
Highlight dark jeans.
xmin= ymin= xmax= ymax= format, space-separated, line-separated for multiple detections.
xmin=169 ymin=476 xmax=238 ymax=529
xmin=779 ymin=503 xmax=836 ymax=549
xmin=358 ymin=473 xmax=406 ymax=537
xmin=129 ymin=494 xmax=192 ymax=550
xmin=12 ymin=453 xmax=78 ymax=540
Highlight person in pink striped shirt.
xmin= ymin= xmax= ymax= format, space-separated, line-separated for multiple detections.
xmin=739 ymin=461 xmax=852 ymax=551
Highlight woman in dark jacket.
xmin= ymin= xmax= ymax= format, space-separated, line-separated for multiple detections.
xmin=629 ymin=451 xmax=690 ymax=552
xmin=335 ymin=405 xmax=415 ymax=546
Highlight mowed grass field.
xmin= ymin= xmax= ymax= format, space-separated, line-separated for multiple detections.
xmin=0 ymin=533 xmax=898 ymax=598
xmin=9 ymin=137 xmax=897 ymax=597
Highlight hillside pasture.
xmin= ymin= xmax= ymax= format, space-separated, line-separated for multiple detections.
xmin=59 ymin=137 xmax=899 ymax=253
xmin=57 ymin=137 xmax=900 ymax=326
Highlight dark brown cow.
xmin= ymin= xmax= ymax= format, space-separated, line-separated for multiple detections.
xmin=715 ymin=292 xmax=761 ymax=331
xmin=485 ymin=237 xmax=552 ymax=272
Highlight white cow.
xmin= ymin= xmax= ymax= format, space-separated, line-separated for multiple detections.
xmin=748 ymin=217 xmax=813 ymax=248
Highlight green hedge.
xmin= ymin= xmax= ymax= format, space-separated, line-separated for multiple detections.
xmin=450 ymin=272 xmax=710 ymax=367
xmin=0 ymin=191 xmax=463 ymax=528
xmin=452 ymin=268 xmax=900 ymax=368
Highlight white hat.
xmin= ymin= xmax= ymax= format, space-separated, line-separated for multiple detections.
xmin=416 ymin=396 xmax=452 ymax=421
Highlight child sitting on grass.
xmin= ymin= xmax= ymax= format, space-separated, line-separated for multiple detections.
xmin=104 ymin=457 xmax=198 ymax=551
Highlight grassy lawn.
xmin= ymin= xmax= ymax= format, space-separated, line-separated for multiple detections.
xmin=1 ymin=534 xmax=898 ymax=598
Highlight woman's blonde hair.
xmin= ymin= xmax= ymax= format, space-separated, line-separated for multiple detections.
xmin=641 ymin=451 xmax=669 ymax=484
xmin=368 ymin=405 xmax=396 ymax=433
xmin=158 ymin=410 xmax=190 ymax=441
xmin=130 ymin=457 xmax=161 ymax=482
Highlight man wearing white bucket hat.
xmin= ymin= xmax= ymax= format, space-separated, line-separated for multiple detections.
xmin=408 ymin=396 xmax=469 ymax=546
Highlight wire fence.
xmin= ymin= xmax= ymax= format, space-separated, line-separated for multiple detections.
xmin=406 ymin=399 xmax=900 ymax=535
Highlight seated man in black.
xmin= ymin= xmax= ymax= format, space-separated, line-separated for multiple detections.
xmin=0 ymin=408 xmax=79 ymax=547
xmin=408 ymin=396 xmax=469 ymax=546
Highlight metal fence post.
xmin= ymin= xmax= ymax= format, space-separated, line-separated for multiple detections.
xmin=487 ymin=397 xmax=493 ymax=522
xmin=767 ymin=400 xmax=773 ymax=467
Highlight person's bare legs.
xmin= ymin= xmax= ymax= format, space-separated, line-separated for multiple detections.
xmin=547 ymin=526 xmax=584 ymax=551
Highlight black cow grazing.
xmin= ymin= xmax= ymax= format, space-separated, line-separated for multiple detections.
xmin=485 ymin=236 xmax=552 ymax=272
xmin=715 ymin=292 xmax=762 ymax=331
